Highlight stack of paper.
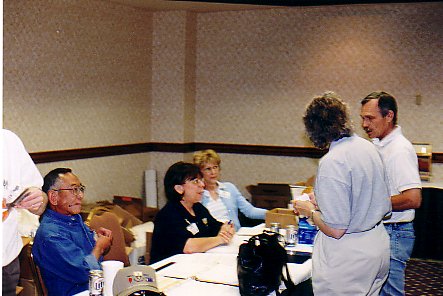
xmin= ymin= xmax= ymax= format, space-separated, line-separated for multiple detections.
xmin=156 ymin=253 xmax=239 ymax=286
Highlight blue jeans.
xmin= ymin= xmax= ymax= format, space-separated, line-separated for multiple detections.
xmin=380 ymin=222 xmax=415 ymax=296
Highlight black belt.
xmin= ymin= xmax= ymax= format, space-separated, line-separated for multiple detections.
xmin=383 ymin=221 xmax=412 ymax=226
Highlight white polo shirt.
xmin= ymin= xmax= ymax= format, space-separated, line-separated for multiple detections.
xmin=2 ymin=129 xmax=43 ymax=266
xmin=373 ymin=126 xmax=422 ymax=223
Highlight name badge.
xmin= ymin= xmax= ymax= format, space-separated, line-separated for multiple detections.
xmin=219 ymin=190 xmax=230 ymax=199
xmin=186 ymin=223 xmax=199 ymax=235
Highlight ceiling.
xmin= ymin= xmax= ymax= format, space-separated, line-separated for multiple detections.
xmin=108 ymin=0 xmax=437 ymax=12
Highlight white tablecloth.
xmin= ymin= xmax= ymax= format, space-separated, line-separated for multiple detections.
xmin=75 ymin=225 xmax=313 ymax=296
xmin=151 ymin=250 xmax=312 ymax=295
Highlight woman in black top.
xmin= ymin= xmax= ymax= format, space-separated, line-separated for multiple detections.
xmin=150 ymin=162 xmax=235 ymax=263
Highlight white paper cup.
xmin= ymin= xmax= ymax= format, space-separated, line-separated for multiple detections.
xmin=101 ymin=260 xmax=124 ymax=296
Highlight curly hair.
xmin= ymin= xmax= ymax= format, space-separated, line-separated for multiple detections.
xmin=193 ymin=149 xmax=221 ymax=168
xmin=303 ymin=92 xmax=353 ymax=149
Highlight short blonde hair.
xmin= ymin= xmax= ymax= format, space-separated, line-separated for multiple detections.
xmin=193 ymin=149 xmax=221 ymax=168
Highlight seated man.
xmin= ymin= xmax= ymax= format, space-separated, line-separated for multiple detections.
xmin=32 ymin=168 xmax=113 ymax=296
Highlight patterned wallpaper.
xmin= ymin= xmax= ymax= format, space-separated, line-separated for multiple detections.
xmin=3 ymin=0 xmax=154 ymax=202
xmin=193 ymin=3 xmax=443 ymax=198
xmin=3 ymin=0 xmax=153 ymax=151
xmin=195 ymin=3 xmax=443 ymax=148
xmin=151 ymin=11 xmax=188 ymax=143
xmin=3 ymin=1 xmax=442 ymax=205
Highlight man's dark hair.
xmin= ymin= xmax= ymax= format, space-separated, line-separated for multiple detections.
xmin=361 ymin=91 xmax=398 ymax=125
xmin=164 ymin=162 xmax=201 ymax=202
xmin=42 ymin=168 xmax=72 ymax=194
xmin=303 ymin=91 xmax=353 ymax=149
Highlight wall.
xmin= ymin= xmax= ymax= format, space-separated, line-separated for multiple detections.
xmin=3 ymin=0 xmax=153 ymax=202
xmin=3 ymin=1 xmax=442 ymax=206
xmin=193 ymin=3 xmax=443 ymax=198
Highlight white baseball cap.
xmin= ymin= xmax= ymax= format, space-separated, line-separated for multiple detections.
xmin=113 ymin=265 xmax=162 ymax=296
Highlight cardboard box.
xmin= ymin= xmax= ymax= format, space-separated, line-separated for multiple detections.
xmin=265 ymin=208 xmax=299 ymax=229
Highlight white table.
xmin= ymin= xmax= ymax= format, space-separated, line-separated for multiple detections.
xmin=151 ymin=253 xmax=312 ymax=296
xmin=150 ymin=224 xmax=313 ymax=295
xmin=75 ymin=225 xmax=313 ymax=296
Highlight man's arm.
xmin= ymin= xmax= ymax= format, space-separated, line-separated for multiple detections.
xmin=391 ymin=188 xmax=422 ymax=211
xmin=33 ymin=233 xmax=101 ymax=283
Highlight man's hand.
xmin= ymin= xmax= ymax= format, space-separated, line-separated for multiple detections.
xmin=96 ymin=227 xmax=112 ymax=238
xmin=16 ymin=187 xmax=48 ymax=215
xmin=92 ymin=227 xmax=113 ymax=259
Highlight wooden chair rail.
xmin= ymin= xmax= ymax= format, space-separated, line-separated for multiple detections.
xmin=30 ymin=142 xmax=443 ymax=164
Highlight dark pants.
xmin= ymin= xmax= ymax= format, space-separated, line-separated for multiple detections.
xmin=2 ymin=256 xmax=20 ymax=296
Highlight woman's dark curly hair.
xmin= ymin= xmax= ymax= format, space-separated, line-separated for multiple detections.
xmin=303 ymin=92 xmax=353 ymax=149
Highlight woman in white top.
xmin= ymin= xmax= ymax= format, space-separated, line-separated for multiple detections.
xmin=193 ymin=149 xmax=267 ymax=231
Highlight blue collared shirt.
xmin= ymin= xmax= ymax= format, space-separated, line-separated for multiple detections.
xmin=201 ymin=181 xmax=267 ymax=230
xmin=32 ymin=209 xmax=101 ymax=296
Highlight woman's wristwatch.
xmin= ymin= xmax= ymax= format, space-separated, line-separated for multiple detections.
xmin=310 ymin=209 xmax=319 ymax=219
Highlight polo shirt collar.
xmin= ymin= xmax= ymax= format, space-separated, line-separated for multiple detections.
xmin=329 ymin=133 xmax=355 ymax=150
xmin=372 ymin=125 xmax=402 ymax=147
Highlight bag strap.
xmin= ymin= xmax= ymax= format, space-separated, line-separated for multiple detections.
xmin=275 ymin=262 xmax=297 ymax=296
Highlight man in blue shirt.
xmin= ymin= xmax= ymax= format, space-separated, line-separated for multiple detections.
xmin=32 ymin=168 xmax=113 ymax=296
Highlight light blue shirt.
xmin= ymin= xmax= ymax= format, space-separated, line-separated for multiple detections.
xmin=315 ymin=134 xmax=391 ymax=233
xmin=201 ymin=181 xmax=267 ymax=230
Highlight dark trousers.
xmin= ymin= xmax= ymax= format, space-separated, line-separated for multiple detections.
xmin=2 ymin=256 xmax=20 ymax=296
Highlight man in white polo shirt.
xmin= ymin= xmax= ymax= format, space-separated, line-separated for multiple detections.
xmin=2 ymin=129 xmax=47 ymax=296
xmin=360 ymin=91 xmax=422 ymax=296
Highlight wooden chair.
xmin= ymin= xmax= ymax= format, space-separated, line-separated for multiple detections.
xmin=18 ymin=240 xmax=47 ymax=296
xmin=87 ymin=209 xmax=131 ymax=266
xmin=145 ymin=231 xmax=153 ymax=264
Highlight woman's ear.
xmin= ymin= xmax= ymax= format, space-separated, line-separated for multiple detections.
xmin=174 ymin=184 xmax=184 ymax=195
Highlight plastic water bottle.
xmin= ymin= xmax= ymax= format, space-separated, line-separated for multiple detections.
xmin=298 ymin=217 xmax=317 ymax=245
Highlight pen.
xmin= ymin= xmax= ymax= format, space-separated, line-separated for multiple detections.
xmin=228 ymin=220 xmax=233 ymax=225
xmin=155 ymin=261 xmax=176 ymax=272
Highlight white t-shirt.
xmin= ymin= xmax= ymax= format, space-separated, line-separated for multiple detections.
xmin=205 ymin=196 xmax=230 ymax=223
xmin=373 ymin=126 xmax=422 ymax=223
xmin=2 ymin=129 xmax=43 ymax=266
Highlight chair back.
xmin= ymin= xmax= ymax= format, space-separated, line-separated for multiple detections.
xmin=88 ymin=211 xmax=131 ymax=266
xmin=19 ymin=240 xmax=48 ymax=296
xmin=145 ymin=231 xmax=153 ymax=264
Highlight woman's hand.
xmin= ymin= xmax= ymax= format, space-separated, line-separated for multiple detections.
xmin=293 ymin=200 xmax=316 ymax=217
xmin=220 ymin=221 xmax=235 ymax=234
xmin=308 ymin=192 xmax=318 ymax=209
xmin=217 ymin=222 xmax=235 ymax=244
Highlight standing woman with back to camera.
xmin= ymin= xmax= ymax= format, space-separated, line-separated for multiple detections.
xmin=294 ymin=92 xmax=391 ymax=295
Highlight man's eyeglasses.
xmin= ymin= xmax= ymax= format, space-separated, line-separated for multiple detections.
xmin=53 ymin=185 xmax=86 ymax=196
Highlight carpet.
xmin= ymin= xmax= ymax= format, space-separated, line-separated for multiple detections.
xmin=406 ymin=258 xmax=443 ymax=295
